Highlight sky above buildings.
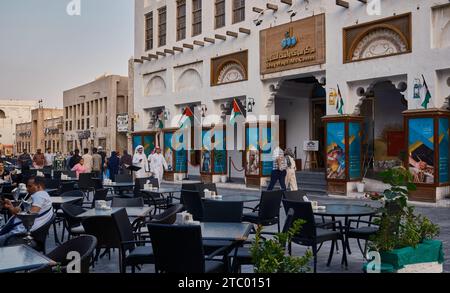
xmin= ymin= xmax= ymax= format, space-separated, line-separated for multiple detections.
xmin=0 ymin=0 xmax=134 ymax=108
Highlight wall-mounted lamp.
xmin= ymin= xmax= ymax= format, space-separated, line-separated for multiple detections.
xmin=247 ymin=98 xmax=256 ymax=113
xmin=163 ymin=109 xmax=170 ymax=121
xmin=200 ymin=104 xmax=208 ymax=118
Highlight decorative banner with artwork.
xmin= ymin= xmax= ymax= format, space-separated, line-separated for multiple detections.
xmin=164 ymin=132 xmax=174 ymax=172
xmin=213 ymin=129 xmax=227 ymax=174
xmin=439 ymin=118 xmax=449 ymax=184
xmin=349 ymin=122 xmax=362 ymax=179
xmin=261 ymin=126 xmax=273 ymax=177
xmin=326 ymin=122 xmax=346 ymax=179
xmin=408 ymin=118 xmax=435 ymax=184
xmin=246 ymin=126 xmax=260 ymax=176
xmin=173 ymin=131 xmax=187 ymax=173
xmin=133 ymin=135 xmax=142 ymax=152
xmin=201 ymin=129 xmax=212 ymax=174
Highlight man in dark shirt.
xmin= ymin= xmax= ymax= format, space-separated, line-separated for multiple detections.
xmin=17 ymin=150 xmax=32 ymax=171
xmin=68 ymin=149 xmax=82 ymax=169
xmin=119 ymin=150 xmax=133 ymax=174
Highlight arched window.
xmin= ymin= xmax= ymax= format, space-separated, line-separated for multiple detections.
xmin=0 ymin=109 xmax=6 ymax=119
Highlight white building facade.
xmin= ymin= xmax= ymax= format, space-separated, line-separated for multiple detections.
xmin=133 ymin=0 xmax=450 ymax=202
xmin=0 ymin=99 xmax=37 ymax=155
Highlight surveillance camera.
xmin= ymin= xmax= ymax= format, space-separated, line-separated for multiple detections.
xmin=290 ymin=11 xmax=297 ymax=18
xmin=254 ymin=19 xmax=262 ymax=26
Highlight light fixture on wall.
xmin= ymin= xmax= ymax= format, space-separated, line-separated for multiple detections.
xmin=247 ymin=98 xmax=256 ymax=113
xmin=200 ymin=104 xmax=208 ymax=118
xmin=253 ymin=9 xmax=268 ymax=26
xmin=163 ymin=109 xmax=170 ymax=121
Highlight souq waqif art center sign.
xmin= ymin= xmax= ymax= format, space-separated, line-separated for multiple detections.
xmin=260 ymin=14 xmax=326 ymax=75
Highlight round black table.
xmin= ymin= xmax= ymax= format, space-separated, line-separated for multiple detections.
xmin=313 ymin=204 xmax=379 ymax=255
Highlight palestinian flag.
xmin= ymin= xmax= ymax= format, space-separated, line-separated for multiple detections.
xmin=179 ymin=106 xmax=194 ymax=126
xmin=336 ymin=84 xmax=344 ymax=115
xmin=230 ymin=99 xmax=244 ymax=124
xmin=421 ymin=75 xmax=432 ymax=110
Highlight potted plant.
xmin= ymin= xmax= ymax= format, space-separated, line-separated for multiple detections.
xmin=366 ymin=167 xmax=443 ymax=273
xmin=250 ymin=220 xmax=312 ymax=273
xmin=213 ymin=150 xmax=227 ymax=183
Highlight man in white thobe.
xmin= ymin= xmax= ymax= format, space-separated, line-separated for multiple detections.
xmin=148 ymin=147 xmax=168 ymax=186
xmin=132 ymin=145 xmax=150 ymax=179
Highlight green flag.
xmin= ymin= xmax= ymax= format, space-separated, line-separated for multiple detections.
xmin=421 ymin=75 xmax=431 ymax=110
xmin=336 ymin=85 xmax=344 ymax=115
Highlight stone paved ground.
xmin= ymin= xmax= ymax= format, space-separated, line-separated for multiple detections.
xmin=44 ymin=184 xmax=449 ymax=273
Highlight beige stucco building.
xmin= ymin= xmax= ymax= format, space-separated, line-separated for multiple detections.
xmin=15 ymin=108 xmax=64 ymax=154
xmin=63 ymin=75 xmax=130 ymax=154
xmin=0 ymin=99 xmax=37 ymax=155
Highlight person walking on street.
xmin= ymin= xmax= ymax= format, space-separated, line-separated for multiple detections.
xmin=32 ymin=149 xmax=45 ymax=169
xmin=82 ymin=148 xmax=93 ymax=173
xmin=68 ymin=149 xmax=82 ymax=170
xmin=44 ymin=148 xmax=54 ymax=168
xmin=92 ymin=148 xmax=102 ymax=178
xmin=18 ymin=150 xmax=32 ymax=171
xmin=267 ymin=146 xmax=287 ymax=191
xmin=148 ymin=146 xmax=168 ymax=186
xmin=106 ymin=151 xmax=120 ymax=182
xmin=285 ymin=149 xmax=298 ymax=191
xmin=71 ymin=158 xmax=87 ymax=179
xmin=132 ymin=145 xmax=149 ymax=179
xmin=119 ymin=150 xmax=133 ymax=174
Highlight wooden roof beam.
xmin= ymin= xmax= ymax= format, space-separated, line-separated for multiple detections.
xmin=336 ymin=0 xmax=349 ymax=8
xmin=252 ymin=7 xmax=264 ymax=13
xmin=204 ymin=37 xmax=215 ymax=44
xmin=215 ymin=34 xmax=226 ymax=41
xmin=148 ymin=53 xmax=158 ymax=59
xmin=280 ymin=0 xmax=293 ymax=5
xmin=164 ymin=49 xmax=174 ymax=55
xmin=133 ymin=59 xmax=143 ymax=63
xmin=141 ymin=56 xmax=152 ymax=61
xmin=226 ymin=31 xmax=238 ymax=38
xmin=239 ymin=27 xmax=251 ymax=35
xmin=183 ymin=43 xmax=194 ymax=49
xmin=193 ymin=40 xmax=204 ymax=47
xmin=156 ymin=51 xmax=166 ymax=57
xmin=266 ymin=3 xmax=278 ymax=11
xmin=173 ymin=46 xmax=183 ymax=52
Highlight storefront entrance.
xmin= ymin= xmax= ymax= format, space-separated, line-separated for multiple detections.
xmin=274 ymin=76 xmax=326 ymax=170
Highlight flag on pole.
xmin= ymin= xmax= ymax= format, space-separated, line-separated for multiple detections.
xmin=178 ymin=106 xmax=194 ymax=126
xmin=421 ymin=75 xmax=432 ymax=110
xmin=336 ymin=85 xmax=344 ymax=115
xmin=230 ymin=99 xmax=244 ymax=124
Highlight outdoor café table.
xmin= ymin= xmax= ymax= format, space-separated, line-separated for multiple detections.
xmin=313 ymin=204 xmax=379 ymax=254
xmin=203 ymin=195 xmax=260 ymax=203
xmin=0 ymin=245 xmax=55 ymax=273
xmin=141 ymin=187 xmax=181 ymax=204
xmin=103 ymin=182 xmax=135 ymax=196
xmin=50 ymin=196 xmax=83 ymax=208
xmin=76 ymin=207 xmax=153 ymax=218
xmin=200 ymin=222 xmax=253 ymax=242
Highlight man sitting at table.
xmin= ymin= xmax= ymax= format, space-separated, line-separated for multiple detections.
xmin=0 ymin=176 xmax=54 ymax=247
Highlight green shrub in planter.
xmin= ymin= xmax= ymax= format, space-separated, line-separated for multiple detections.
xmin=251 ymin=219 xmax=313 ymax=273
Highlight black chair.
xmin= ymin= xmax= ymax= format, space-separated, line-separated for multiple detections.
xmin=345 ymin=216 xmax=380 ymax=259
xmin=62 ymin=170 xmax=77 ymax=178
xmin=59 ymin=181 xmax=77 ymax=194
xmin=242 ymin=190 xmax=283 ymax=232
xmin=147 ymin=223 xmax=226 ymax=273
xmin=32 ymin=235 xmax=97 ymax=273
xmin=115 ymin=174 xmax=133 ymax=183
xmin=86 ymin=189 xmax=109 ymax=209
xmin=82 ymin=216 xmax=121 ymax=264
xmin=5 ymin=214 xmax=56 ymax=254
xmin=61 ymin=203 xmax=87 ymax=241
xmin=203 ymin=201 xmax=243 ymax=223
xmin=111 ymin=208 xmax=154 ymax=273
xmin=53 ymin=171 xmax=62 ymax=180
xmin=181 ymin=190 xmax=204 ymax=221
xmin=136 ymin=178 xmax=170 ymax=213
xmin=283 ymin=190 xmax=306 ymax=201
xmin=132 ymin=177 xmax=150 ymax=198
xmin=44 ymin=178 xmax=61 ymax=191
xmin=112 ymin=197 xmax=144 ymax=208
xmin=282 ymin=199 xmax=347 ymax=273
xmin=198 ymin=183 xmax=217 ymax=198
xmin=78 ymin=173 xmax=96 ymax=200
xmin=149 ymin=204 xmax=184 ymax=224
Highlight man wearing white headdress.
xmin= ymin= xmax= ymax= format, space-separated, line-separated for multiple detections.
xmin=132 ymin=145 xmax=149 ymax=179
xmin=148 ymin=146 xmax=168 ymax=187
